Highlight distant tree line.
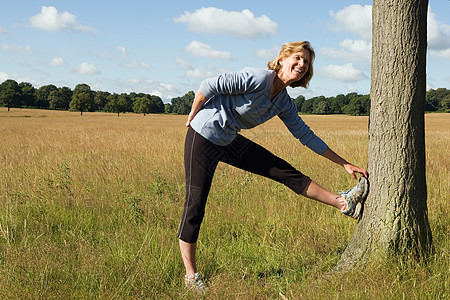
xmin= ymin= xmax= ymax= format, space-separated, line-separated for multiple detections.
xmin=0 ymin=80 xmax=165 ymax=116
xmin=291 ymin=88 xmax=450 ymax=115
xmin=1 ymin=79 xmax=449 ymax=115
xmin=293 ymin=93 xmax=371 ymax=115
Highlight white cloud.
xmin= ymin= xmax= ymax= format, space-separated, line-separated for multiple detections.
xmin=319 ymin=63 xmax=367 ymax=83
xmin=150 ymin=90 xmax=164 ymax=99
xmin=428 ymin=8 xmax=450 ymax=52
xmin=122 ymin=59 xmax=150 ymax=69
xmin=74 ymin=62 xmax=100 ymax=74
xmin=2 ymin=44 xmax=32 ymax=54
xmin=340 ymin=39 xmax=371 ymax=61
xmin=127 ymin=79 xmax=140 ymax=85
xmin=117 ymin=46 xmax=127 ymax=58
xmin=29 ymin=6 xmax=97 ymax=33
xmin=174 ymin=7 xmax=277 ymax=39
xmin=329 ymin=5 xmax=372 ymax=41
xmin=159 ymin=83 xmax=175 ymax=92
xmin=49 ymin=57 xmax=67 ymax=66
xmin=99 ymin=52 xmax=116 ymax=59
xmin=150 ymin=82 xmax=189 ymax=101
xmin=176 ymin=57 xmax=192 ymax=70
xmin=430 ymin=49 xmax=450 ymax=60
xmin=186 ymin=41 xmax=232 ymax=60
xmin=0 ymin=72 xmax=9 ymax=82
xmin=255 ymin=46 xmax=279 ymax=61
xmin=0 ymin=26 xmax=7 ymax=34
xmin=186 ymin=68 xmax=214 ymax=79
xmin=151 ymin=83 xmax=178 ymax=99
xmin=321 ymin=39 xmax=371 ymax=66
xmin=128 ymin=78 xmax=154 ymax=85
xmin=347 ymin=85 xmax=358 ymax=93
xmin=176 ymin=57 xmax=214 ymax=79
xmin=0 ymin=72 xmax=36 ymax=85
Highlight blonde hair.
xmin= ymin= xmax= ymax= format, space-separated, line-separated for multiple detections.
xmin=267 ymin=41 xmax=315 ymax=88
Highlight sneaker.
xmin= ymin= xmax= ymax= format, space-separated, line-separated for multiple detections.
xmin=185 ymin=272 xmax=207 ymax=293
xmin=339 ymin=176 xmax=369 ymax=219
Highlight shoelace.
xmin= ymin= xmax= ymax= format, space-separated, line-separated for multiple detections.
xmin=339 ymin=188 xmax=360 ymax=201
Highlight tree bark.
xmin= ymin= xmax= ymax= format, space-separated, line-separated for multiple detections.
xmin=338 ymin=0 xmax=432 ymax=269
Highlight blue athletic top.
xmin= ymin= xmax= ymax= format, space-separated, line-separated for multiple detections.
xmin=190 ymin=67 xmax=328 ymax=155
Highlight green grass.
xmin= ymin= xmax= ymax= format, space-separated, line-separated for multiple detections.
xmin=0 ymin=108 xmax=448 ymax=299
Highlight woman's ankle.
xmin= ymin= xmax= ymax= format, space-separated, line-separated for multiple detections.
xmin=185 ymin=271 xmax=196 ymax=278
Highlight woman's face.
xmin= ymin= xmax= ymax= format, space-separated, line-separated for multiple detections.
xmin=279 ymin=50 xmax=310 ymax=85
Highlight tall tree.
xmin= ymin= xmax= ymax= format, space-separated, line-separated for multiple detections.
xmin=151 ymin=95 xmax=165 ymax=113
xmin=312 ymin=98 xmax=331 ymax=115
xmin=169 ymin=91 xmax=195 ymax=115
xmin=338 ymin=0 xmax=432 ymax=269
xmin=329 ymin=94 xmax=348 ymax=114
xmin=49 ymin=90 xmax=65 ymax=110
xmin=73 ymin=83 xmax=92 ymax=94
xmin=133 ymin=96 xmax=154 ymax=115
xmin=300 ymin=99 xmax=314 ymax=114
xmin=70 ymin=84 xmax=94 ymax=115
xmin=58 ymin=87 xmax=73 ymax=110
xmin=292 ymin=95 xmax=305 ymax=112
xmin=94 ymin=91 xmax=110 ymax=111
xmin=342 ymin=95 xmax=370 ymax=116
xmin=35 ymin=85 xmax=57 ymax=108
xmin=104 ymin=94 xmax=130 ymax=116
xmin=441 ymin=94 xmax=450 ymax=112
xmin=0 ymin=79 xmax=21 ymax=111
xmin=19 ymin=82 xmax=36 ymax=107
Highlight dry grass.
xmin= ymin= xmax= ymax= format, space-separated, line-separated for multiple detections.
xmin=0 ymin=108 xmax=448 ymax=299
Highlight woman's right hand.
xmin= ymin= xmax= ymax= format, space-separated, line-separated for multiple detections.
xmin=186 ymin=90 xmax=208 ymax=127
xmin=186 ymin=111 xmax=196 ymax=127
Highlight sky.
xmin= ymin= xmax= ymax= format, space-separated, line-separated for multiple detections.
xmin=1 ymin=1 xmax=449 ymax=102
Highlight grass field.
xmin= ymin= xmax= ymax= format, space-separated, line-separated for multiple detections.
xmin=0 ymin=108 xmax=448 ymax=299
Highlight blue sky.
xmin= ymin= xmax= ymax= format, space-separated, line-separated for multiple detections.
xmin=1 ymin=0 xmax=449 ymax=102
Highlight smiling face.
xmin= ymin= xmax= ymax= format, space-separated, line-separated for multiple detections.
xmin=278 ymin=50 xmax=311 ymax=86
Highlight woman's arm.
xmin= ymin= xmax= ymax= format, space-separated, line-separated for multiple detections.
xmin=186 ymin=90 xmax=208 ymax=127
xmin=321 ymin=147 xmax=368 ymax=179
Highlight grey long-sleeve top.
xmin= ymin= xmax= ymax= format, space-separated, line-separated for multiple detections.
xmin=189 ymin=67 xmax=328 ymax=155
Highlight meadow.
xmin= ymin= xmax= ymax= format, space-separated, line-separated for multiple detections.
xmin=0 ymin=108 xmax=448 ymax=299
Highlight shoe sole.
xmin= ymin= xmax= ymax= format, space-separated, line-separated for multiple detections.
xmin=353 ymin=176 xmax=369 ymax=218
xmin=353 ymin=202 xmax=362 ymax=218
xmin=359 ymin=176 xmax=369 ymax=199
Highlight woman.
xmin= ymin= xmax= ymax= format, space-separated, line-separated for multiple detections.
xmin=178 ymin=41 xmax=369 ymax=291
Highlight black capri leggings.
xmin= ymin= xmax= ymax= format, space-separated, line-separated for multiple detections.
xmin=178 ymin=127 xmax=312 ymax=243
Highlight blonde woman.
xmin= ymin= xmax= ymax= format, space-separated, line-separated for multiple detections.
xmin=179 ymin=41 xmax=369 ymax=291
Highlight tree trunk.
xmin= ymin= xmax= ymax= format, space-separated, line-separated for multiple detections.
xmin=338 ymin=0 xmax=432 ymax=269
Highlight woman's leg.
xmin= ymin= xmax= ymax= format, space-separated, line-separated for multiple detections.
xmin=178 ymin=127 xmax=221 ymax=278
xmin=221 ymin=134 xmax=347 ymax=211
xmin=301 ymin=180 xmax=347 ymax=210
xmin=179 ymin=240 xmax=197 ymax=277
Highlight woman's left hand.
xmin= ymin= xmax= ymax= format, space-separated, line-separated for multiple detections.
xmin=343 ymin=163 xmax=368 ymax=179
xmin=321 ymin=148 xmax=368 ymax=180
